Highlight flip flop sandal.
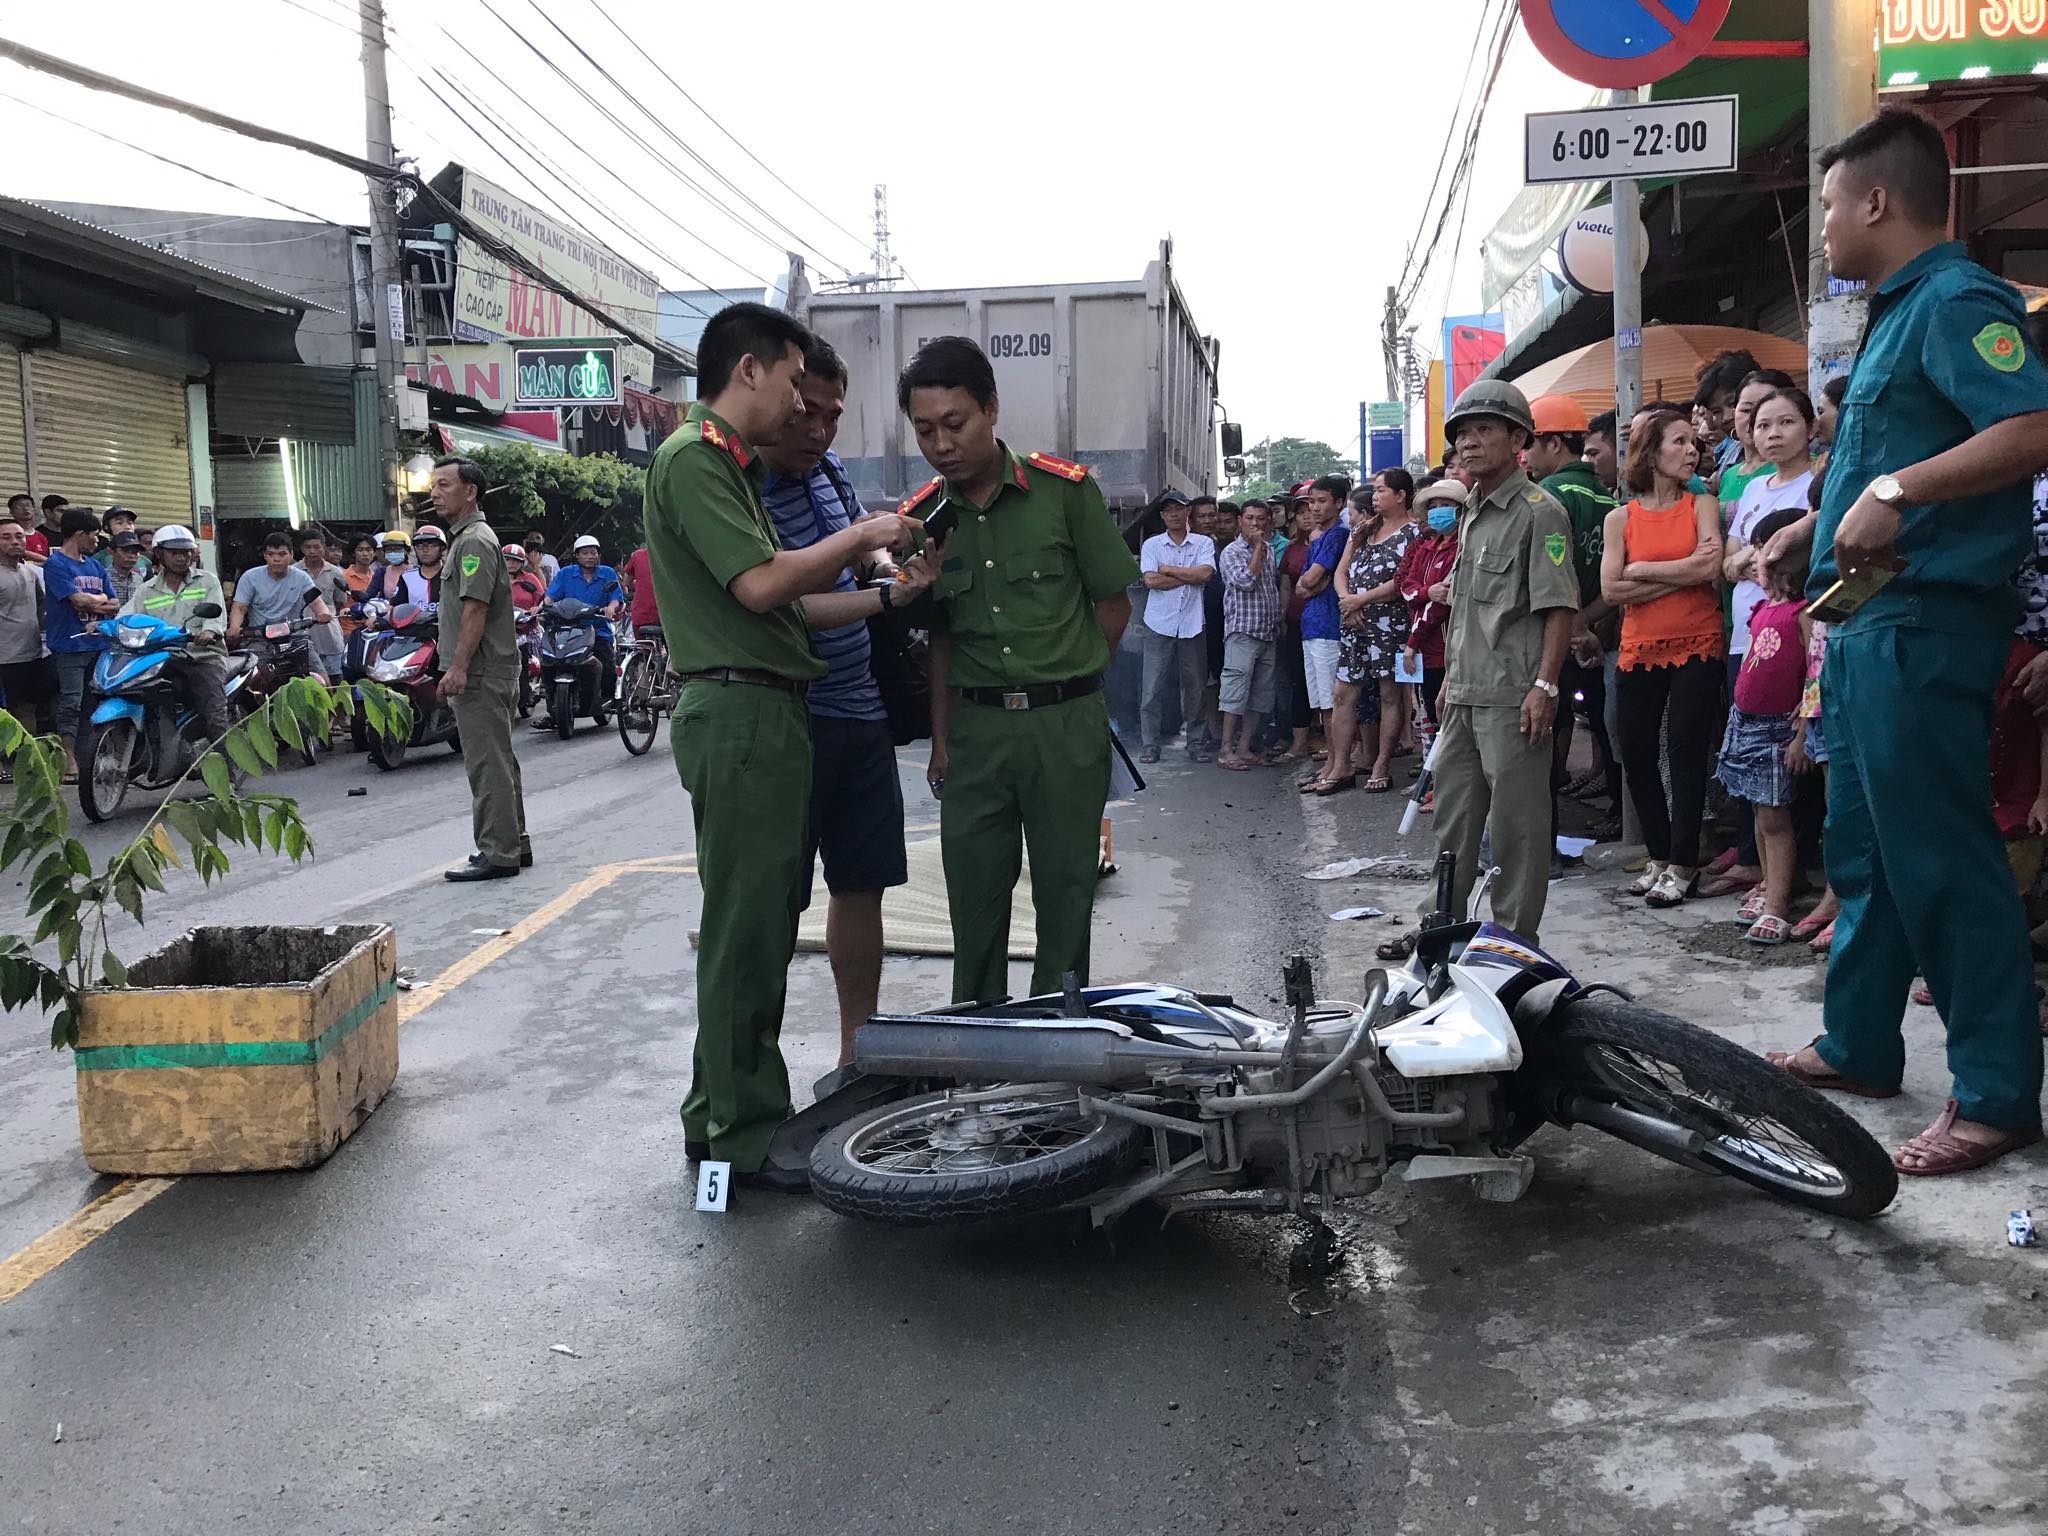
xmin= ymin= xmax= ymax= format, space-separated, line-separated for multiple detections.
xmin=1363 ymin=775 xmax=1392 ymax=793
xmin=1893 ymin=1099 xmax=2043 ymax=1177
xmin=1735 ymin=883 xmax=1769 ymax=924
xmin=1376 ymin=932 xmax=1417 ymax=962
xmin=1809 ymin=919 xmax=1836 ymax=953
xmin=1911 ymin=987 xmax=1934 ymax=1006
xmin=1218 ymin=757 xmax=1250 ymax=772
xmin=1310 ymin=776 xmax=1356 ymax=796
xmin=1744 ymin=914 xmax=1790 ymax=946
xmin=1699 ymin=867 xmax=1761 ymax=899
xmin=1763 ymin=1039 xmax=1900 ymax=1099
xmin=1790 ymin=910 xmax=1832 ymax=940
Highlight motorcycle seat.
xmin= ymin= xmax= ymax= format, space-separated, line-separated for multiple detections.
xmin=219 ymin=652 xmax=255 ymax=677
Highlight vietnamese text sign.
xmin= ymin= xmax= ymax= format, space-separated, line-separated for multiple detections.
xmin=453 ymin=170 xmax=660 ymax=378
xmin=514 ymin=342 xmax=622 ymax=407
xmin=1525 ymin=95 xmax=1739 ymax=186
xmin=1880 ymin=1 xmax=2048 ymax=87
xmin=1366 ymin=401 xmax=1404 ymax=429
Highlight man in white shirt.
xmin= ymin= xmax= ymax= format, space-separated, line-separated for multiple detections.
xmin=1137 ymin=489 xmax=1216 ymax=763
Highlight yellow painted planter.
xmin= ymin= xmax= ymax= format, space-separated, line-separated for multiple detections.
xmin=73 ymin=925 xmax=399 ymax=1175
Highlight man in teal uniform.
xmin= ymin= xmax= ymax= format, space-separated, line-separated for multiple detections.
xmin=1762 ymin=111 xmax=2048 ymax=1176
xmin=902 ymin=337 xmax=1141 ymax=1003
xmin=644 ymin=302 xmax=918 ymax=1189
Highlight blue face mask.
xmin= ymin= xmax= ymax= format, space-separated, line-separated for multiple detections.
xmin=1427 ymin=506 xmax=1458 ymax=534
xmin=383 ymin=550 xmax=407 ymax=565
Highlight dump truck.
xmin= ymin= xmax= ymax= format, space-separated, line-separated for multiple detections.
xmin=801 ymin=241 xmax=1220 ymax=520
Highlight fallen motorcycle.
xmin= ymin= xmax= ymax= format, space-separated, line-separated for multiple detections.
xmin=782 ymin=851 xmax=1897 ymax=1228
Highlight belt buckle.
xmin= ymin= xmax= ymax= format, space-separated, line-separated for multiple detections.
xmin=1001 ymin=690 xmax=1030 ymax=711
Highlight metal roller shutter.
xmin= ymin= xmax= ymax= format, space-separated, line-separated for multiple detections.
xmin=27 ymin=351 xmax=191 ymax=527
xmin=0 ymin=346 xmax=25 ymax=500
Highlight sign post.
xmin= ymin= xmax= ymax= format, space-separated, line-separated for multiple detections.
xmin=1364 ymin=401 xmax=1405 ymax=476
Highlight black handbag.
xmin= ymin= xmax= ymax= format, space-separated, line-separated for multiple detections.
xmin=817 ymin=459 xmax=932 ymax=745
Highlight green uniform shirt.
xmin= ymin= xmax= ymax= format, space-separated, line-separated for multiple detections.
xmin=645 ymin=403 xmax=824 ymax=681
xmin=1812 ymin=241 xmax=2048 ymax=635
xmin=926 ymin=443 xmax=1140 ymax=689
xmin=442 ymin=515 xmax=517 ymax=680
xmin=1443 ymin=467 xmax=1580 ymax=709
xmin=1539 ymin=459 xmax=1617 ymax=606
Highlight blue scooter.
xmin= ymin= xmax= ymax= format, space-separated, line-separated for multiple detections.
xmin=76 ymin=605 xmax=251 ymax=822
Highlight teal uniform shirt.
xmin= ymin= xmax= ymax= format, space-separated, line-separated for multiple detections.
xmin=1539 ymin=459 xmax=1617 ymax=607
xmin=1811 ymin=241 xmax=2048 ymax=635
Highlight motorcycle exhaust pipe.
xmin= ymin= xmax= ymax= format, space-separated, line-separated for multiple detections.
xmin=854 ymin=1017 xmax=1230 ymax=1088
xmin=1556 ymin=1091 xmax=1708 ymax=1165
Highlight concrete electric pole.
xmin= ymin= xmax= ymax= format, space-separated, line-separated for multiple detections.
xmin=1806 ymin=0 xmax=1879 ymax=394
xmin=359 ymin=0 xmax=404 ymax=522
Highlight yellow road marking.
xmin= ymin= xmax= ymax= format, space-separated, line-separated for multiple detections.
xmin=0 ymin=856 xmax=692 ymax=1307
xmin=0 ymin=1176 xmax=178 ymax=1305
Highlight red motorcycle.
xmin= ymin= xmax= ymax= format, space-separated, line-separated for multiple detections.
xmin=357 ymin=603 xmax=462 ymax=771
xmin=231 ymin=611 xmax=326 ymax=768
xmin=515 ymin=605 xmax=542 ymax=719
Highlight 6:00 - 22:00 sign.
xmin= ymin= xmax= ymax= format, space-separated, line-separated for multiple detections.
xmin=1523 ymin=95 xmax=1738 ymax=186
xmin=1551 ymin=115 xmax=1715 ymax=166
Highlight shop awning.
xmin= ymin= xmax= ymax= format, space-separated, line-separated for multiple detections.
xmin=1508 ymin=323 xmax=1807 ymax=417
xmin=432 ymin=419 xmax=567 ymax=457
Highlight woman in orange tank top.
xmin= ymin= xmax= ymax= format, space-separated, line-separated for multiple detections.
xmin=1600 ymin=409 xmax=1727 ymax=908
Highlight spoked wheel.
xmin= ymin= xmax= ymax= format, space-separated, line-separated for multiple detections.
xmin=77 ymin=718 xmax=138 ymax=822
xmin=617 ymin=655 xmax=659 ymax=756
xmin=1547 ymin=995 xmax=1897 ymax=1219
xmin=809 ymin=1086 xmax=1143 ymax=1226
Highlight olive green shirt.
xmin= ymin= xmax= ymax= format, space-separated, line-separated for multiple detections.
xmin=928 ymin=443 xmax=1140 ymax=689
xmin=442 ymin=514 xmax=518 ymax=681
xmin=645 ymin=403 xmax=825 ymax=681
xmin=1443 ymin=467 xmax=1580 ymax=709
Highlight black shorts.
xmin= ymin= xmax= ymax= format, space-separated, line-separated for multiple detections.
xmin=805 ymin=714 xmax=909 ymax=895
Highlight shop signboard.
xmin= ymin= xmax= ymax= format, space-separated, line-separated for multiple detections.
xmin=1880 ymin=2 xmax=2048 ymax=87
xmin=513 ymin=342 xmax=622 ymax=407
xmin=452 ymin=169 xmax=660 ymax=385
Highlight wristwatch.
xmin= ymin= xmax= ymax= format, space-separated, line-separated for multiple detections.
xmin=1869 ymin=473 xmax=1909 ymax=508
xmin=1531 ymin=678 xmax=1559 ymax=699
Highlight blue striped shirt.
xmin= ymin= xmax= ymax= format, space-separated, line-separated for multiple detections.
xmin=760 ymin=451 xmax=883 ymax=721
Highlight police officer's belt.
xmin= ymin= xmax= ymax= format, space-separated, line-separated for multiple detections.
xmin=956 ymin=676 xmax=1102 ymax=711
xmin=676 ymin=667 xmax=808 ymax=698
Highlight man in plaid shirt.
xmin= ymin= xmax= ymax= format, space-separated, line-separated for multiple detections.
xmin=1217 ymin=500 xmax=1283 ymax=769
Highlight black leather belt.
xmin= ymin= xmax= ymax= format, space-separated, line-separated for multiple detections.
xmin=956 ymin=675 xmax=1102 ymax=711
xmin=676 ymin=667 xmax=808 ymax=698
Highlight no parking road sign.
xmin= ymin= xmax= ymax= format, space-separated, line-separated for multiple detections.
xmin=1519 ymin=0 xmax=1733 ymax=89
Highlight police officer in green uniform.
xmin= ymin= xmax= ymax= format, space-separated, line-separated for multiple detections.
xmin=644 ymin=303 xmax=918 ymax=1188
xmin=1405 ymin=380 xmax=1579 ymax=946
xmin=1761 ymin=111 xmax=2048 ymax=1175
xmin=900 ymin=337 xmax=1141 ymax=1003
xmin=433 ymin=456 xmax=530 ymax=882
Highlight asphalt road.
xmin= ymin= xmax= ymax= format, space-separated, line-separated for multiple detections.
xmin=3 ymin=721 xmax=2046 ymax=1534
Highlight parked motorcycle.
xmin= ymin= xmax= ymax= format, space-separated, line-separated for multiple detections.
xmin=75 ymin=605 xmax=252 ymax=822
xmin=356 ymin=602 xmax=460 ymax=771
xmin=515 ymin=605 xmax=541 ymax=719
xmin=537 ymin=586 xmax=617 ymax=740
xmin=783 ymin=851 xmax=1898 ymax=1230
xmin=231 ymin=605 xmax=326 ymax=768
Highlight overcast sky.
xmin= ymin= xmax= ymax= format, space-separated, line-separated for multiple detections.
xmin=0 ymin=0 xmax=1582 ymax=457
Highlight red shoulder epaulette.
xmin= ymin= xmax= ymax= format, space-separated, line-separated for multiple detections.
xmin=898 ymin=476 xmax=944 ymax=515
xmin=699 ymin=418 xmax=727 ymax=450
xmin=698 ymin=416 xmax=751 ymax=468
xmin=1025 ymin=450 xmax=1089 ymax=483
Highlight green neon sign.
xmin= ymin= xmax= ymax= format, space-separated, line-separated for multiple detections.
xmin=1880 ymin=2 xmax=2048 ymax=88
xmin=513 ymin=341 xmax=622 ymax=406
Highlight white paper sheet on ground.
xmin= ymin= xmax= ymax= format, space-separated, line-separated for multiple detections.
xmin=1329 ymin=906 xmax=1386 ymax=921
xmin=1555 ymin=835 xmax=1596 ymax=857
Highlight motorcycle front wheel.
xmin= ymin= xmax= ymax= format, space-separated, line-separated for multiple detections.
xmin=77 ymin=718 xmax=138 ymax=822
xmin=553 ymin=680 xmax=575 ymax=740
xmin=617 ymin=654 xmax=658 ymax=756
xmin=368 ymin=732 xmax=410 ymax=771
xmin=1545 ymin=995 xmax=1898 ymax=1220
xmin=809 ymin=1087 xmax=1144 ymax=1226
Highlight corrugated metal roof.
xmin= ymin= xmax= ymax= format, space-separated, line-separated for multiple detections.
xmin=215 ymin=362 xmax=358 ymax=444
xmin=0 ymin=198 xmax=334 ymax=314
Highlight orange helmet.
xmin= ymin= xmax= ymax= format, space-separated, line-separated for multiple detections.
xmin=1528 ymin=394 xmax=1589 ymax=435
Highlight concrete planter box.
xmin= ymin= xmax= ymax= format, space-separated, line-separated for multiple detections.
xmin=73 ymin=924 xmax=399 ymax=1174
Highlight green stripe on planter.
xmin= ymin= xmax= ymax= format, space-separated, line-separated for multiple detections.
xmin=74 ymin=977 xmax=398 ymax=1072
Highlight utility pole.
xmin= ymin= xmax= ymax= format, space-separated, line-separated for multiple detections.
xmin=1611 ymin=178 xmax=1644 ymax=455
xmin=359 ymin=0 xmax=403 ymax=522
xmin=1807 ymin=0 xmax=1879 ymax=396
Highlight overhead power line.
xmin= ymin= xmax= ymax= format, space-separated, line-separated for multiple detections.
xmin=1398 ymin=0 xmax=1516 ymax=315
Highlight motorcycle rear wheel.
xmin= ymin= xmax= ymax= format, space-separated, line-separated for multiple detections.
xmin=368 ymin=733 xmax=410 ymax=771
xmin=1546 ymin=995 xmax=1898 ymax=1220
xmin=77 ymin=718 xmax=138 ymax=823
xmin=809 ymin=1087 xmax=1143 ymax=1226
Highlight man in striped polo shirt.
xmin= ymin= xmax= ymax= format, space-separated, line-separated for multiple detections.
xmin=759 ymin=334 xmax=911 ymax=1066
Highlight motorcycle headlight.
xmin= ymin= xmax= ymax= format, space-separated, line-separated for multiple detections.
xmin=118 ymin=627 xmax=150 ymax=650
xmin=368 ymin=660 xmax=408 ymax=682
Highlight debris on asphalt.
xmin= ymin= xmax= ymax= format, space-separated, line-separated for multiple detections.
xmin=1327 ymin=906 xmax=1384 ymax=922
xmin=347 ymin=787 xmax=368 ymax=797
xmin=548 ymin=1343 xmax=582 ymax=1359
xmin=1302 ymin=856 xmax=1430 ymax=882
xmin=53 ymin=1422 xmax=61 ymax=1444
xmin=471 ymin=929 xmax=511 ymax=937
xmin=2010 ymin=1210 xmax=2036 ymax=1248
xmin=394 ymin=967 xmax=418 ymax=991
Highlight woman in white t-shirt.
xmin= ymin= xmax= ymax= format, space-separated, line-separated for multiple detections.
xmin=1724 ymin=387 xmax=1817 ymax=661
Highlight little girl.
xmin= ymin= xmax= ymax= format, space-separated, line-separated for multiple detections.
xmin=1715 ymin=507 xmax=1811 ymax=944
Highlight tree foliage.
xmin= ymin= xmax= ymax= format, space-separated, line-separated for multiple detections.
xmin=466 ymin=445 xmax=647 ymax=551
xmin=1247 ymin=437 xmax=1359 ymax=490
xmin=0 ymin=680 xmax=412 ymax=1049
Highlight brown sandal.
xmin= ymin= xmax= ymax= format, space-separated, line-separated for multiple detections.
xmin=1893 ymin=1099 xmax=2042 ymax=1177
xmin=1763 ymin=1040 xmax=1901 ymax=1100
